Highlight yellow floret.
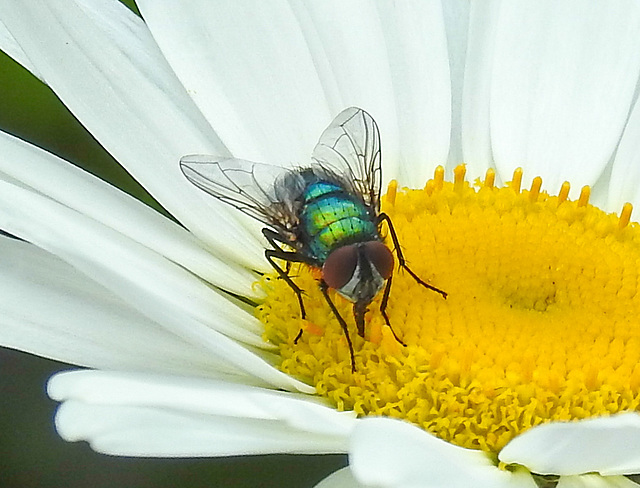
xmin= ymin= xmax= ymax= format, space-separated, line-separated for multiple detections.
xmin=258 ymin=164 xmax=640 ymax=454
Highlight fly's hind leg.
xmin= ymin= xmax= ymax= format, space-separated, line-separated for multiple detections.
xmin=264 ymin=249 xmax=307 ymax=317
xmin=377 ymin=213 xmax=448 ymax=299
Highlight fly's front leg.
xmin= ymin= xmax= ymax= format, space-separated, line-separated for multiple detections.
xmin=320 ymin=281 xmax=356 ymax=372
xmin=377 ymin=213 xmax=447 ymax=299
xmin=379 ymin=276 xmax=405 ymax=346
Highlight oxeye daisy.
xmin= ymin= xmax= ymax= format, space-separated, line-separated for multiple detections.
xmin=2 ymin=2 xmax=640 ymax=488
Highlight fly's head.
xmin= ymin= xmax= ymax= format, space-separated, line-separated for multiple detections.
xmin=322 ymin=241 xmax=394 ymax=336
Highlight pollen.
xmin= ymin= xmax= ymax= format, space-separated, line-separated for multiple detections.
xmin=257 ymin=164 xmax=640 ymax=454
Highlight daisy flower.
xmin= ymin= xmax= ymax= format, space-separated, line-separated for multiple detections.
xmin=3 ymin=1 xmax=640 ymax=487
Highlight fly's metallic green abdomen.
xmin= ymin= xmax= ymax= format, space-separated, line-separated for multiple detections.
xmin=299 ymin=179 xmax=378 ymax=262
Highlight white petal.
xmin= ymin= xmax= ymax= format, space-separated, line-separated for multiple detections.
xmin=315 ymin=467 xmax=363 ymax=488
xmin=0 ymin=177 xmax=311 ymax=392
xmin=0 ymin=177 xmax=261 ymax=343
xmin=369 ymin=1 xmax=452 ymax=183
xmin=0 ymin=236 xmax=248 ymax=377
xmin=557 ymin=474 xmax=640 ymax=488
xmin=490 ymin=2 xmax=640 ymax=196
xmin=56 ymin=402 xmax=343 ymax=457
xmin=441 ymin=0 xmax=471 ymax=168
xmin=461 ymin=0 xmax=501 ymax=181
xmin=499 ymin=413 xmax=640 ymax=476
xmin=0 ymin=18 xmax=41 ymax=79
xmin=608 ymin=93 xmax=640 ymax=212
xmin=138 ymin=0 xmax=331 ymax=167
xmin=49 ymin=370 xmax=354 ymax=456
xmin=0 ymin=0 xmax=263 ymax=263
xmin=0 ymin=130 xmax=257 ymax=296
xmin=349 ymin=417 xmax=536 ymax=488
xmin=289 ymin=1 xmax=451 ymax=185
xmin=50 ymin=370 xmax=353 ymax=435
xmin=142 ymin=1 xmax=452 ymax=186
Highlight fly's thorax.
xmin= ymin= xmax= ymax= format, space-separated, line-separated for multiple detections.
xmin=322 ymin=241 xmax=394 ymax=304
xmin=299 ymin=179 xmax=378 ymax=262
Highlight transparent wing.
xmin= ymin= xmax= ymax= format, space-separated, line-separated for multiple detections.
xmin=180 ymin=155 xmax=300 ymax=235
xmin=311 ymin=107 xmax=382 ymax=212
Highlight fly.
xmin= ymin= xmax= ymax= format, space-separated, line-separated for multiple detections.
xmin=180 ymin=107 xmax=447 ymax=371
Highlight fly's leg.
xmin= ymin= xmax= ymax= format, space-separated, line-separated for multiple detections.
xmin=379 ymin=276 xmax=405 ymax=346
xmin=264 ymin=249 xmax=307 ymax=318
xmin=320 ymin=280 xmax=356 ymax=372
xmin=377 ymin=213 xmax=448 ymax=299
xmin=262 ymin=229 xmax=315 ymax=343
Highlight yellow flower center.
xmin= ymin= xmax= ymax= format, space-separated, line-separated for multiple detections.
xmin=257 ymin=164 xmax=640 ymax=454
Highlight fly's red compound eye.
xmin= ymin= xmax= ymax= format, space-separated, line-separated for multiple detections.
xmin=364 ymin=241 xmax=394 ymax=279
xmin=323 ymin=245 xmax=358 ymax=289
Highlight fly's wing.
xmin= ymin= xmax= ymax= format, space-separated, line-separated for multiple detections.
xmin=180 ymin=155 xmax=300 ymax=236
xmin=311 ymin=107 xmax=382 ymax=213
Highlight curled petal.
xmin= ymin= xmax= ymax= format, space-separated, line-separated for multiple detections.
xmin=499 ymin=413 xmax=640 ymax=476
xmin=349 ymin=418 xmax=536 ymax=488
xmin=556 ymin=474 xmax=640 ymax=488
xmin=49 ymin=370 xmax=355 ymax=456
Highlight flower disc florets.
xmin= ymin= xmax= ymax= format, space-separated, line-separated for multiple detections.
xmin=259 ymin=165 xmax=640 ymax=454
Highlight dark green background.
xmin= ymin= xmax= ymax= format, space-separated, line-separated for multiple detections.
xmin=0 ymin=2 xmax=345 ymax=487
